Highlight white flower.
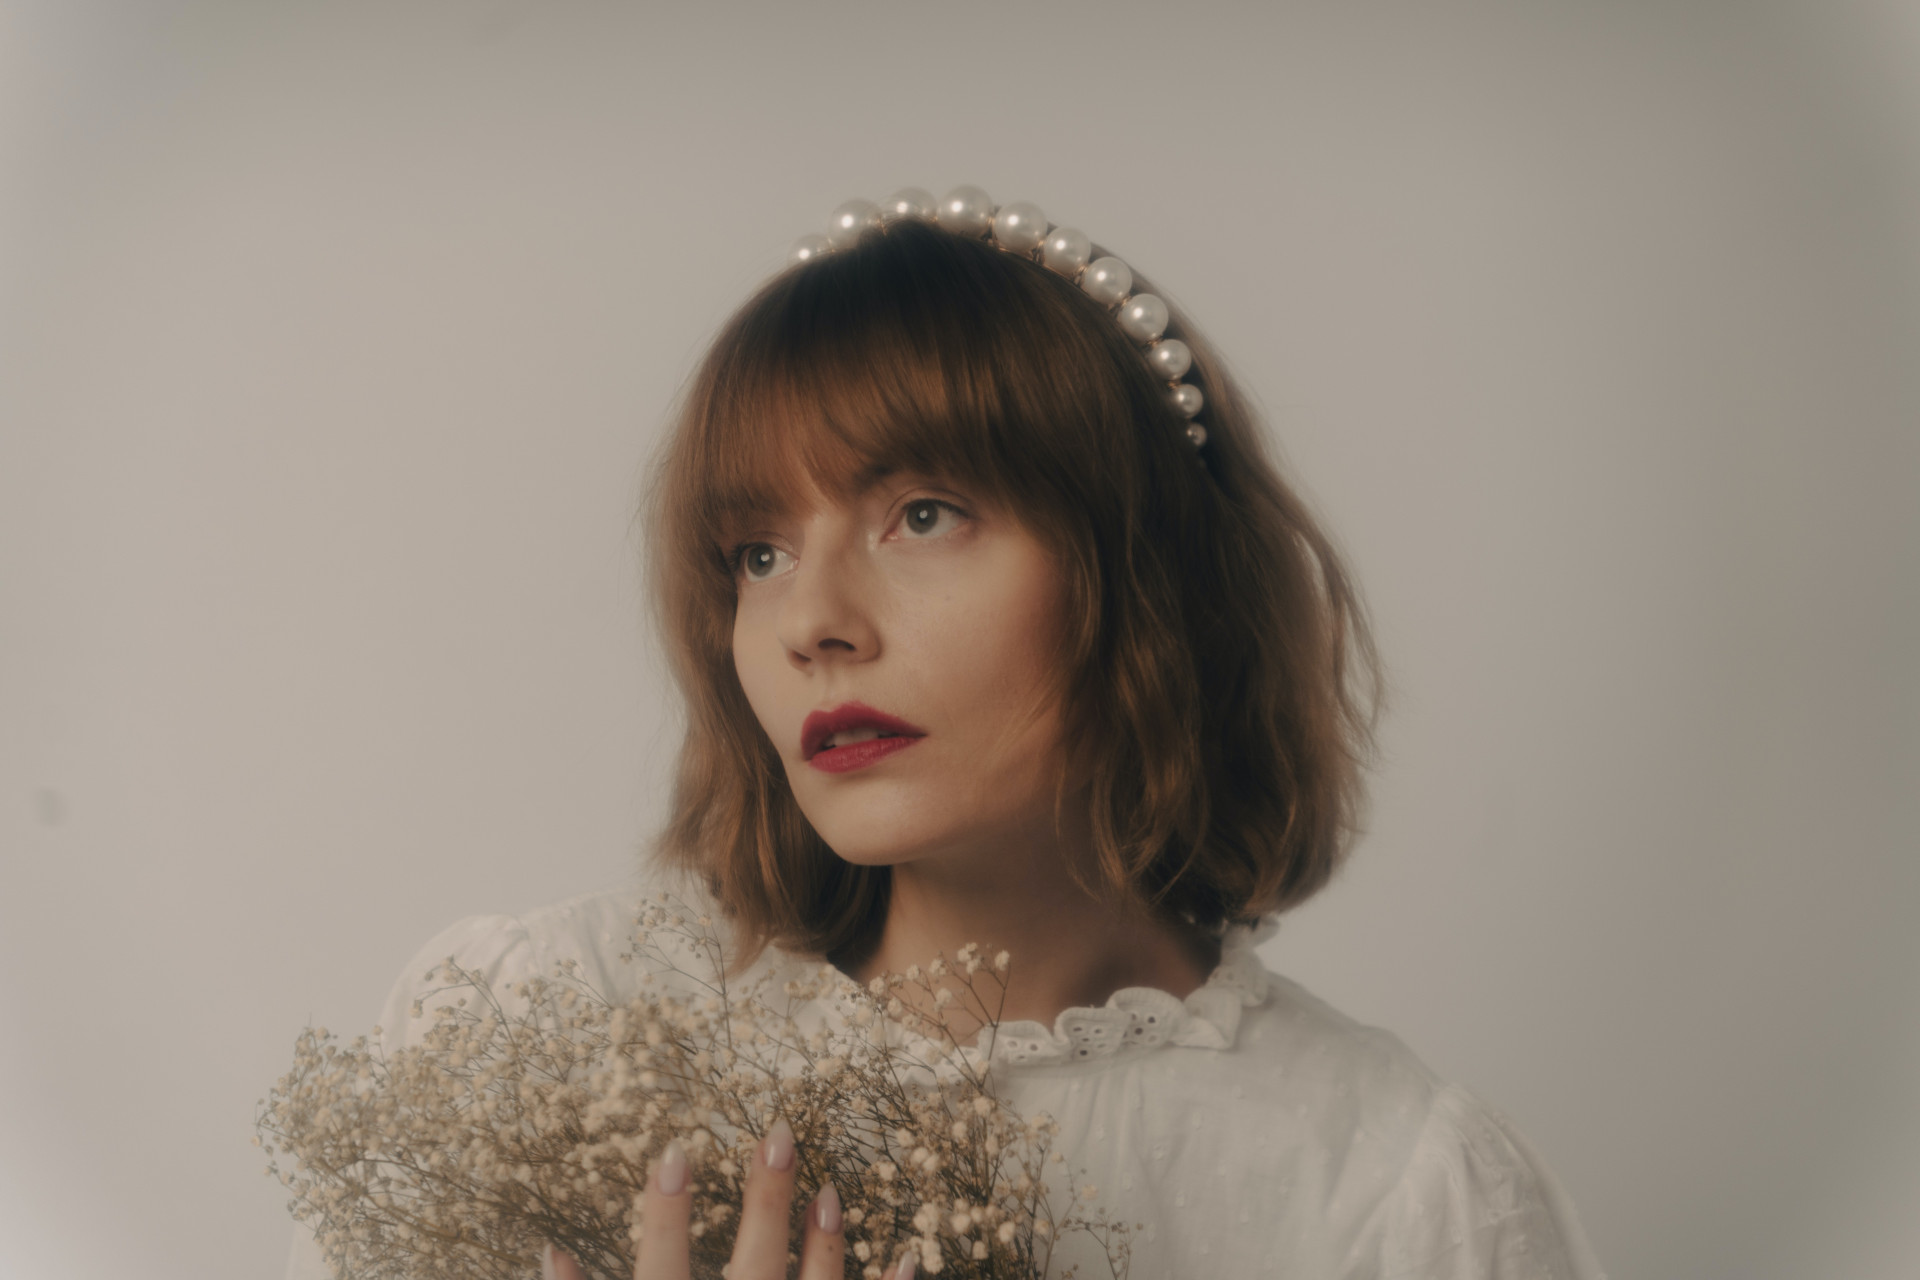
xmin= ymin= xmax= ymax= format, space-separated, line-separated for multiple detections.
xmin=260 ymin=896 xmax=1134 ymax=1279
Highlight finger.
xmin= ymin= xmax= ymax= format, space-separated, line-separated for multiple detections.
xmin=725 ymin=1115 xmax=799 ymax=1280
xmin=890 ymin=1254 xmax=918 ymax=1280
xmin=795 ymin=1179 xmax=846 ymax=1280
xmin=543 ymin=1244 xmax=589 ymax=1280
xmin=633 ymin=1139 xmax=691 ymax=1280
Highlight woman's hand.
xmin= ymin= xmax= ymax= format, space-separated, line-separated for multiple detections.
xmin=542 ymin=1116 xmax=916 ymax=1280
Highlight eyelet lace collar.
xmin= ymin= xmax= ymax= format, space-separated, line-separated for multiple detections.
xmin=624 ymin=876 xmax=1280 ymax=1075
xmin=733 ymin=909 xmax=1274 ymax=1082
xmin=975 ymin=915 xmax=1277 ymax=1070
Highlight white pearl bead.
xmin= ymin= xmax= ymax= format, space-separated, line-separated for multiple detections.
xmin=1081 ymin=256 xmax=1132 ymax=306
xmin=1185 ymin=422 xmax=1208 ymax=448
xmin=937 ymin=185 xmax=994 ymax=236
xmin=1146 ymin=338 xmax=1192 ymax=381
xmin=790 ymin=233 xmax=832 ymax=264
xmin=1041 ymin=227 xmax=1092 ymax=277
xmin=826 ymin=198 xmax=881 ymax=251
xmin=880 ymin=187 xmax=937 ymax=223
xmin=992 ymin=201 xmax=1048 ymax=253
xmin=1117 ymin=294 xmax=1169 ymax=343
xmin=1168 ymin=384 xmax=1204 ymax=419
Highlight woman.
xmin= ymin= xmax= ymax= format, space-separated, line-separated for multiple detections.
xmin=288 ymin=188 xmax=1606 ymax=1280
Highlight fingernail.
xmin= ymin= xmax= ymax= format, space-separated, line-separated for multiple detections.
xmin=895 ymin=1254 xmax=917 ymax=1280
xmin=653 ymin=1139 xmax=688 ymax=1196
xmin=540 ymin=1243 xmax=558 ymax=1280
xmin=763 ymin=1116 xmax=795 ymax=1171
xmin=812 ymin=1180 xmax=842 ymax=1233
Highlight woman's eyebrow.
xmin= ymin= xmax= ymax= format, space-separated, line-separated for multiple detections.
xmin=851 ymin=462 xmax=899 ymax=494
xmin=715 ymin=489 xmax=803 ymax=527
xmin=714 ymin=466 xmax=950 ymax=541
xmin=710 ymin=508 xmax=785 ymax=548
xmin=853 ymin=464 xmax=978 ymax=497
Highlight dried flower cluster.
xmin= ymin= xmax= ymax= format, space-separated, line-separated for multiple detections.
xmin=258 ymin=897 xmax=1133 ymax=1280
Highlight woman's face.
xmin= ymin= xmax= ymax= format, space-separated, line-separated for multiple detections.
xmin=728 ymin=471 xmax=1075 ymax=869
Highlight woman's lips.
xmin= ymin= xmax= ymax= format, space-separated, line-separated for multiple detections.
xmin=807 ymin=734 xmax=924 ymax=773
xmin=801 ymin=701 xmax=927 ymax=773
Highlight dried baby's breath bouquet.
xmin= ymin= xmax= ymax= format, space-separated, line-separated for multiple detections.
xmin=258 ymin=897 xmax=1132 ymax=1280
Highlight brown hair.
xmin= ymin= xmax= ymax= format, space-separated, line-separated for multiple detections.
xmin=643 ymin=219 xmax=1380 ymax=974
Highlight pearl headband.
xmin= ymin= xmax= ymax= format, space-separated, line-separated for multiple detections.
xmin=789 ymin=185 xmax=1208 ymax=452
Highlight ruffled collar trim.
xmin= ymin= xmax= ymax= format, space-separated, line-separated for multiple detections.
xmin=976 ymin=915 xmax=1277 ymax=1071
xmin=777 ymin=915 xmax=1279 ymax=1075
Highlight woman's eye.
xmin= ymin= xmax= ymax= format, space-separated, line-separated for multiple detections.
xmin=897 ymin=499 xmax=967 ymax=539
xmin=733 ymin=543 xmax=793 ymax=583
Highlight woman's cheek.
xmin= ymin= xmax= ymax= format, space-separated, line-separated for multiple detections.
xmin=730 ymin=617 xmax=784 ymax=751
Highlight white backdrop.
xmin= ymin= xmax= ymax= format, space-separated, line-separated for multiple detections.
xmin=3 ymin=2 xmax=1916 ymax=1278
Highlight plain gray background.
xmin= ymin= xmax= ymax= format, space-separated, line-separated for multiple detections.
xmin=3 ymin=2 xmax=1916 ymax=1278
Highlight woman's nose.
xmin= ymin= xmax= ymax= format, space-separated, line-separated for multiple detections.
xmin=774 ymin=546 xmax=879 ymax=667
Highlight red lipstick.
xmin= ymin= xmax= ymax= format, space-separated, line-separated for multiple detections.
xmin=802 ymin=701 xmax=927 ymax=774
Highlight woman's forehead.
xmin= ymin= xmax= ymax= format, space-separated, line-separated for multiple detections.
xmin=709 ymin=462 xmax=924 ymax=534
xmin=696 ymin=375 xmax=1018 ymax=536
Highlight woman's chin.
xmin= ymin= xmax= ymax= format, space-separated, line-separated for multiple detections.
xmin=796 ymin=775 xmax=1053 ymax=871
xmin=825 ymin=845 xmax=910 ymax=869
xmin=809 ymin=810 xmax=938 ymax=866
xmin=810 ymin=817 xmax=951 ymax=870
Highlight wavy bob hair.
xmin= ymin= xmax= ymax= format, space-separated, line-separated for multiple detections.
xmin=645 ymin=217 xmax=1379 ymax=974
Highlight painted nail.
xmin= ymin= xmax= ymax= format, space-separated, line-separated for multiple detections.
xmin=540 ymin=1242 xmax=558 ymax=1280
xmin=763 ymin=1116 xmax=795 ymax=1171
xmin=895 ymin=1254 xmax=917 ymax=1280
xmin=654 ymin=1139 xmax=688 ymax=1196
xmin=813 ymin=1180 xmax=842 ymax=1233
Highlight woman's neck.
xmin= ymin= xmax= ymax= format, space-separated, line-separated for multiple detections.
xmin=838 ymin=816 xmax=1221 ymax=1043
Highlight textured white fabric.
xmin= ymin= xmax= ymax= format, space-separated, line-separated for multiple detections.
xmin=285 ymin=870 xmax=1607 ymax=1280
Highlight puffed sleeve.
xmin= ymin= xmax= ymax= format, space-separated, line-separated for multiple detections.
xmin=282 ymin=912 xmax=535 ymax=1280
xmin=1361 ymin=1085 xmax=1609 ymax=1280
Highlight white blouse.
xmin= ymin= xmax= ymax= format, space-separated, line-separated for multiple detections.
xmin=285 ymin=870 xmax=1608 ymax=1280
